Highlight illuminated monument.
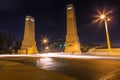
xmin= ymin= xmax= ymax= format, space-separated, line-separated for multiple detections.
xmin=18 ymin=16 xmax=38 ymax=54
xmin=64 ymin=4 xmax=81 ymax=54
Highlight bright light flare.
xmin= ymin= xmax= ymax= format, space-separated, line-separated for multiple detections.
xmin=100 ymin=14 xmax=106 ymax=19
xmin=43 ymin=39 xmax=48 ymax=43
xmin=45 ymin=46 xmax=49 ymax=50
xmin=107 ymin=18 xmax=111 ymax=21
xmin=93 ymin=9 xmax=112 ymax=24
xmin=41 ymin=37 xmax=49 ymax=44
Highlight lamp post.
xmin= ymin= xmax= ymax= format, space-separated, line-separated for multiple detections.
xmin=100 ymin=14 xmax=111 ymax=52
xmin=41 ymin=37 xmax=49 ymax=52
xmin=42 ymin=39 xmax=48 ymax=44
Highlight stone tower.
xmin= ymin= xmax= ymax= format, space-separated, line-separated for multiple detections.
xmin=64 ymin=4 xmax=81 ymax=54
xmin=18 ymin=16 xmax=38 ymax=54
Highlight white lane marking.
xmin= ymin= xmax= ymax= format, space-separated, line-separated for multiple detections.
xmin=99 ymin=74 xmax=115 ymax=80
xmin=99 ymin=69 xmax=120 ymax=80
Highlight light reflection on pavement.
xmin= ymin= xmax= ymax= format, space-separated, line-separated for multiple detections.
xmin=36 ymin=57 xmax=56 ymax=70
xmin=36 ymin=57 xmax=67 ymax=70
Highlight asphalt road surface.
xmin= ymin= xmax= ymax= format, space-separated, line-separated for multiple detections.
xmin=0 ymin=56 xmax=120 ymax=80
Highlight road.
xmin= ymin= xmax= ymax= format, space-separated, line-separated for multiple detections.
xmin=0 ymin=55 xmax=120 ymax=80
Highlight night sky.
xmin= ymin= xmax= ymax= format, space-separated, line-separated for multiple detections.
xmin=0 ymin=0 xmax=120 ymax=45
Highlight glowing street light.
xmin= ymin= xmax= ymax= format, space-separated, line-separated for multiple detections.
xmin=99 ymin=14 xmax=111 ymax=52
xmin=93 ymin=10 xmax=112 ymax=53
xmin=42 ymin=38 xmax=48 ymax=44
xmin=41 ymin=37 xmax=50 ymax=52
xmin=45 ymin=46 xmax=49 ymax=50
xmin=100 ymin=14 xmax=105 ymax=19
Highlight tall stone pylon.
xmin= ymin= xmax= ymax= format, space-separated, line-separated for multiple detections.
xmin=18 ymin=16 xmax=38 ymax=54
xmin=64 ymin=4 xmax=81 ymax=54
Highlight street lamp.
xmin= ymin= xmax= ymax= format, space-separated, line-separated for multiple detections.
xmin=42 ymin=38 xmax=48 ymax=44
xmin=45 ymin=46 xmax=49 ymax=49
xmin=41 ymin=37 xmax=49 ymax=52
xmin=99 ymin=14 xmax=111 ymax=52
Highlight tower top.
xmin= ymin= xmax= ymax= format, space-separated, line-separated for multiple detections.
xmin=67 ymin=4 xmax=74 ymax=10
xmin=25 ymin=15 xmax=35 ymax=22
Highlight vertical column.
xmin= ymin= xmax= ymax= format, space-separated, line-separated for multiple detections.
xmin=64 ymin=4 xmax=81 ymax=54
xmin=18 ymin=16 xmax=38 ymax=54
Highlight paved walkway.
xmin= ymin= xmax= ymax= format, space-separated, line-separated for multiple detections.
xmin=0 ymin=60 xmax=76 ymax=80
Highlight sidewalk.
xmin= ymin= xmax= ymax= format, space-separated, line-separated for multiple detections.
xmin=0 ymin=61 xmax=77 ymax=80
